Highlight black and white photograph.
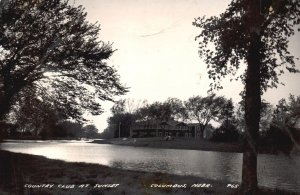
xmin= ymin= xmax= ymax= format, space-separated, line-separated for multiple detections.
xmin=0 ymin=0 xmax=300 ymax=194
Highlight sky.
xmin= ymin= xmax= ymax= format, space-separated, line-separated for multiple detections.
xmin=73 ymin=0 xmax=300 ymax=132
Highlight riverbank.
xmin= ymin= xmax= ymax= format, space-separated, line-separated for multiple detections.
xmin=91 ymin=137 xmax=299 ymax=155
xmin=0 ymin=150 xmax=297 ymax=195
xmin=92 ymin=137 xmax=243 ymax=153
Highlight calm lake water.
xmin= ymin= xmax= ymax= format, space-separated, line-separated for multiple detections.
xmin=1 ymin=140 xmax=300 ymax=192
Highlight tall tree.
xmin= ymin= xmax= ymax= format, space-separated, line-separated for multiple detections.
xmin=82 ymin=124 xmax=99 ymax=138
xmin=272 ymin=94 xmax=300 ymax=145
xmin=211 ymin=99 xmax=240 ymax=142
xmin=193 ymin=0 xmax=300 ymax=193
xmin=165 ymin=98 xmax=188 ymax=122
xmin=111 ymin=98 xmax=147 ymax=115
xmin=219 ymin=98 xmax=236 ymax=129
xmin=185 ymin=94 xmax=228 ymax=138
xmin=0 ymin=0 xmax=127 ymax=122
xmin=108 ymin=98 xmax=147 ymax=137
xmin=137 ymin=101 xmax=172 ymax=123
xmin=236 ymin=100 xmax=274 ymax=134
xmin=107 ymin=112 xmax=135 ymax=138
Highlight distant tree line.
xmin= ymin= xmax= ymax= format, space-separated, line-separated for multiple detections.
xmin=102 ymin=95 xmax=238 ymax=140
xmin=102 ymin=94 xmax=300 ymax=149
xmin=1 ymin=117 xmax=99 ymax=140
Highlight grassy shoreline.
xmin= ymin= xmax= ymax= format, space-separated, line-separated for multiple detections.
xmin=91 ymin=137 xmax=299 ymax=155
xmin=92 ymin=137 xmax=243 ymax=153
xmin=0 ymin=150 xmax=298 ymax=195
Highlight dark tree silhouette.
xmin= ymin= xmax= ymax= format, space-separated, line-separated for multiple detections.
xmin=165 ymin=98 xmax=188 ymax=122
xmin=185 ymin=94 xmax=228 ymax=138
xmin=107 ymin=112 xmax=135 ymax=138
xmin=0 ymin=0 xmax=127 ymax=122
xmin=136 ymin=102 xmax=172 ymax=123
xmin=82 ymin=124 xmax=99 ymax=139
xmin=11 ymin=88 xmax=61 ymax=137
xmin=211 ymin=99 xmax=240 ymax=142
xmin=54 ymin=120 xmax=83 ymax=139
xmin=271 ymin=94 xmax=300 ymax=146
xmin=273 ymin=94 xmax=300 ymax=130
xmin=193 ymin=0 xmax=300 ymax=193
xmin=107 ymin=99 xmax=139 ymax=138
xmin=236 ymin=99 xmax=274 ymax=135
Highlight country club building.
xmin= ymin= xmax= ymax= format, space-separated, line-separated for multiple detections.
xmin=131 ymin=120 xmax=205 ymax=138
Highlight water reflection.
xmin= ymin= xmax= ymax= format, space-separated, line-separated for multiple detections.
xmin=110 ymin=159 xmax=173 ymax=174
xmin=207 ymin=152 xmax=242 ymax=182
xmin=258 ymin=154 xmax=300 ymax=192
xmin=1 ymin=140 xmax=299 ymax=192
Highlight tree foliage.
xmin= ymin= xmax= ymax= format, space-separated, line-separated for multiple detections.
xmin=165 ymin=98 xmax=188 ymax=122
xmin=106 ymin=98 xmax=188 ymax=138
xmin=193 ymin=0 xmax=300 ymax=192
xmin=273 ymin=94 xmax=300 ymax=129
xmin=0 ymin=0 xmax=127 ymax=121
xmin=132 ymin=99 xmax=185 ymax=123
xmin=136 ymin=101 xmax=172 ymax=123
xmin=107 ymin=112 xmax=135 ymax=138
xmin=11 ymin=88 xmax=61 ymax=136
xmin=193 ymin=0 xmax=300 ymax=92
xmin=106 ymin=98 xmax=146 ymax=138
xmin=271 ymin=94 xmax=300 ymax=146
xmin=107 ymin=96 xmax=233 ymax=139
xmin=53 ymin=120 xmax=83 ymax=139
xmin=185 ymin=94 xmax=230 ymax=137
xmin=82 ymin=124 xmax=99 ymax=138
xmin=211 ymin=99 xmax=240 ymax=142
xmin=111 ymin=98 xmax=147 ymax=115
xmin=236 ymin=99 xmax=274 ymax=133
xmin=211 ymin=122 xmax=240 ymax=142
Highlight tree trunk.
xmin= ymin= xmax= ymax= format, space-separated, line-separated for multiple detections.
xmin=0 ymin=96 xmax=12 ymax=121
xmin=242 ymin=34 xmax=262 ymax=194
xmin=0 ymin=76 xmax=27 ymax=120
xmin=0 ymin=83 xmax=19 ymax=121
xmin=0 ymin=95 xmax=12 ymax=140
xmin=241 ymin=1 xmax=264 ymax=193
xmin=201 ymin=125 xmax=206 ymax=139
